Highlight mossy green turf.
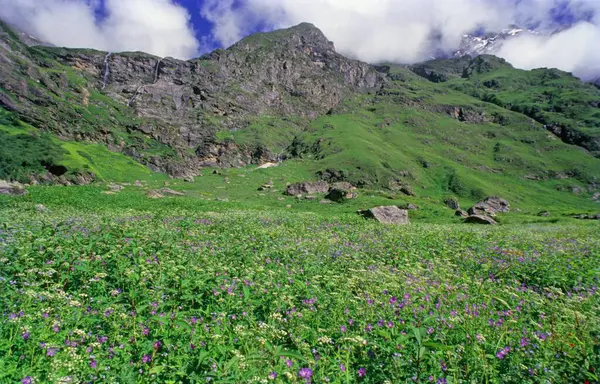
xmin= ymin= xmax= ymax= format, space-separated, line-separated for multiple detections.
xmin=0 ymin=108 xmax=166 ymax=183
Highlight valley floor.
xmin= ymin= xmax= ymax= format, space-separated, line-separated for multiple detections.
xmin=0 ymin=182 xmax=599 ymax=383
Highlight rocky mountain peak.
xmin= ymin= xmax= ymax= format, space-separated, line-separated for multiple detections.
xmin=0 ymin=20 xmax=384 ymax=175
xmin=227 ymin=22 xmax=336 ymax=56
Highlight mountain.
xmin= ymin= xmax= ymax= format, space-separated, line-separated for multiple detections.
xmin=410 ymin=55 xmax=600 ymax=156
xmin=0 ymin=21 xmax=382 ymax=178
xmin=453 ymin=26 xmax=537 ymax=58
xmin=1 ymin=20 xmax=599 ymax=210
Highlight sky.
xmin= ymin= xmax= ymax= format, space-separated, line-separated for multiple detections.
xmin=0 ymin=0 xmax=599 ymax=80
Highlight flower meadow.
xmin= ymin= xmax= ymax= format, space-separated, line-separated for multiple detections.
xmin=0 ymin=207 xmax=599 ymax=383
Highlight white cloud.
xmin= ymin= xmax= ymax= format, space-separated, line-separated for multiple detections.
xmin=0 ymin=0 xmax=199 ymax=59
xmin=497 ymin=21 xmax=600 ymax=80
xmin=201 ymin=0 xmax=600 ymax=80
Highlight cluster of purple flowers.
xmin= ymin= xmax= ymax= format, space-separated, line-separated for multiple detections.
xmin=496 ymin=346 xmax=511 ymax=360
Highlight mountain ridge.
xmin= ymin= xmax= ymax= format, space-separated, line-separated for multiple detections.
xmin=0 ymin=20 xmax=599 ymax=211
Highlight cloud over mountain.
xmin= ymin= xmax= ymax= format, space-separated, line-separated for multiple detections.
xmin=1 ymin=0 xmax=599 ymax=80
xmin=0 ymin=0 xmax=199 ymax=59
xmin=202 ymin=0 xmax=600 ymax=80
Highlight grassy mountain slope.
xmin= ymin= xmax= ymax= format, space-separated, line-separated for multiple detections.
xmin=0 ymin=107 xmax=165 ymax=183
xmin=412 ymin=55 xmax=600 ymax=156
xmin=223 ymin=67 xmax=600 ymax=210
xmin=0 ymin=21 xmax=599 ymax=215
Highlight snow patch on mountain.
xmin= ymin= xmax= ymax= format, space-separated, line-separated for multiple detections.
xmin=453 ymin=26 xmax=538 ymax=58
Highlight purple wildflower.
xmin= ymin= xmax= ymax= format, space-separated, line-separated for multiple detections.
xmin=89 ymin=360 xmax=97 ymax=369
xmin=358 ymin=367 xmax=366 ymax=377
xmin=286 ymin=359 xmax=293 ymax=368
xmin=298 ymin=368 xmax=313 ymax=381
xmin=340 ymin=325 xmax=347 ymax=333
xmin=268 ymin=372 xmax=277 ymax=380
xmin=46 ymin=348 xmax=57 ymax=357
xmin=142 ymin=354 xmax=152 ymax=364
xmin=21 ymin=377 xmax=33 ymax=384
xmin=21 ymin=331 xmax=30 ymax=341
xmin=153 ymin=340 xmax=162 ymax=350
xmin=496 ymin=347 xmax=511 ymax=359
xmin=340 ymin=363 xmax=346 ymax=372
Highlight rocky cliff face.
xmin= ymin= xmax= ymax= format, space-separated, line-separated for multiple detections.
xmin=0 ymin=21 xmax=385 ymax=175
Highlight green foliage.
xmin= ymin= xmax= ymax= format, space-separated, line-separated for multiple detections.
xmin=0 ymin=195 xmax=598 ymax=383
xmin=0 ymin=130 xmax=66 ymax=183
xmin=58 ymin=141 xmax=165 ymax=182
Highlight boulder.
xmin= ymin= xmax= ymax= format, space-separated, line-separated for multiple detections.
xmin=74 ymin=172 xmax=95 ymax=185
xmin=330 ymin=182 xmax=356 ymax=191
xmin=401 ymin=203 xmax=419 ymax=210
xmin=0 ymin=180 xmax=28 ymax=196
xmin=134 ymin=180 xmax=144 ymax=187
xmin=537 ymin=211 xmax=550 ymax=217
xmin=160 ymin=188 xmax=185 ymax=196
xmin=399 ymin=186 xmax=416 ymax=197
xmin=468 ymin=197 xmax=510 ymax=216
xmin=285 ymin=181 xmax=329 ymax=196
xmin=326 ymin=187 xmax=358 ymax=203
xmin=455 ymin=209 xmax=468 ymax=217
xmin=444 ymin=197 xmax=460 ymax=210
xmin=465 ymin=215 xmax=497 ymax=225
xmin=35 ymin=204 xmax=48 ymax=212
xmin=107 ymin=183 xmax=124 ymax=192
xmin=360 ymin=206 xmax=410 ymax=225
xmin=146 ymin=190 xmax=164 ymax=199
xmin=573 ymin=213 xmax=600 ymax=220
xmin=258 ymin=180 xmax=274 ymax=191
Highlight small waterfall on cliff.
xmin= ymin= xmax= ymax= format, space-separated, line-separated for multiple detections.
xmin=102 ymin=53 xmax=112 ymax=89
xmin=128 ymin=58 xmax=162 ymax=107
xmin=153 ymin=58 xmax=163 ymax=84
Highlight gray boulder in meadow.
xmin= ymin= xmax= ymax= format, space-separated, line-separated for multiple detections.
xmin=360 ymin=206 xmax=409 ymax=225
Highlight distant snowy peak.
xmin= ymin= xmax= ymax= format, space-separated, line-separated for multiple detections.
xmin=453 ymin=26 xmax=537 ymax=58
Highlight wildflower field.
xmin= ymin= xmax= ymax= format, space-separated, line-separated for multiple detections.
xmin=0 ymin=198 xmax=599 ymax=383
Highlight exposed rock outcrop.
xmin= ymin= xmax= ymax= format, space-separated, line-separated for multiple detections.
xmin=360 ymin=206 xmax=410 ymax=225
xmin=468 ymin=197 xmax=510 ymax=216
xmin=465 ymin=215 xmax=497 ymax=225
xmin=326 ymin=187 xmax=357 ymax=202
xmin=0 ymin=21 xmax=385 ymax=177
xmin=444 ymin=197 xmax=460 ymax=210
xmin=285 ymin=181 xmax=329 ymax=196
xmin=0 ymin=180 xmax=28 ymax=196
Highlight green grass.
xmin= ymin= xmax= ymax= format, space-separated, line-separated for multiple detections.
xmin=1 ymin=107 xmax=167 ymax=183
xmin=58 ymin=141 xmax=167 ymax=182
xmin=0 ymin=194 xmax=598 ymax=383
